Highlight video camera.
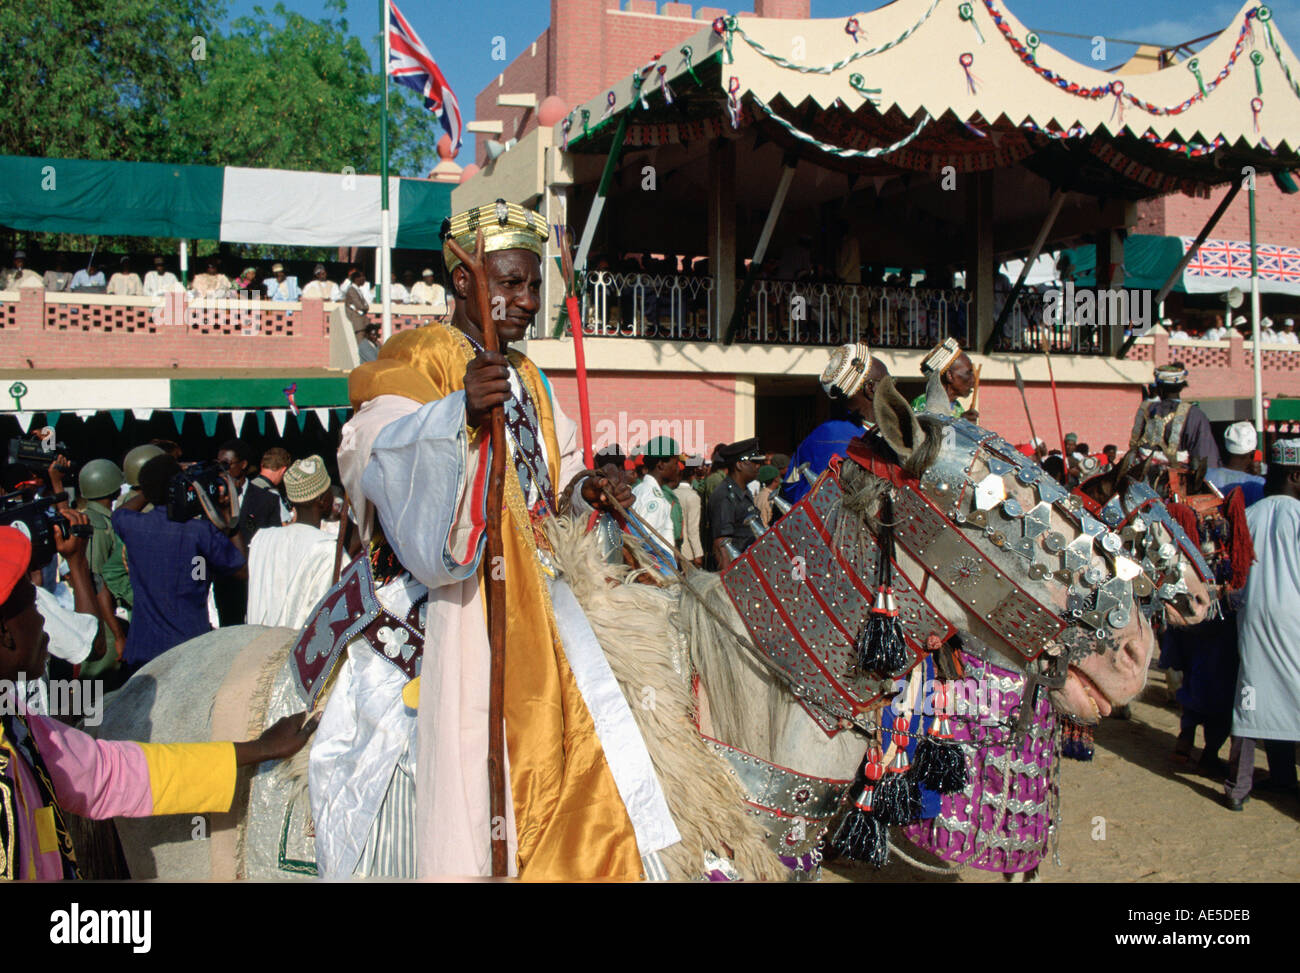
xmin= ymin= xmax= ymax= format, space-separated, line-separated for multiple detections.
xmin=7 ymin=434 xmax=76 ymax=481
xmin=167 ymin=461 xmax=231 ymax=523
xmin=0 ymin=490 xmax=94 ymax=572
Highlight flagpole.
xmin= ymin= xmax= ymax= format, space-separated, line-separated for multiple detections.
xmin=380 ymin=0 xmax=393 ymax=341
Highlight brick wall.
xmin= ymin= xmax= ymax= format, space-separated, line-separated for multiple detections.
xmin=1136 ymin=177 xmax=1300 ymax=245
xmin=977 ymin=381 xmax=1142 ymax=452
xmin=1 ymin=290 xmax=329 ymax=370
xmin=474 ymin=0 xmax=811 ymax=166
xmin=545 ymin=368 xmax=737 ymax=456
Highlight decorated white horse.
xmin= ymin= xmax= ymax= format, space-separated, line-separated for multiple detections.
xmin=89 ymin=380 xmax=1211 ymax=880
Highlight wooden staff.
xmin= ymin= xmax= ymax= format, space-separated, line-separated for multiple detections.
xmin=969 ymin=363 xmax=982 ymax=414
xmin=444 ymin=230 xmax=509 ymax=877
xmin=1040 ymin=337 xmax=1067 ymax=458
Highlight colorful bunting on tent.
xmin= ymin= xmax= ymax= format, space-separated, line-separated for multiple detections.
xmin=109 ymin=410 xmax=125 ymax=431
xmin=200 ymin=411 xmax=218 ymax=437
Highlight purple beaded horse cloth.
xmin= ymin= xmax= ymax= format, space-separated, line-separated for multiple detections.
xmin=902 ymin=650 xmax=1058 ymax=873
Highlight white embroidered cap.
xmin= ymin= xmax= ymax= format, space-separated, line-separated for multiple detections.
xmin=921 ymin=337 xmax=962 ymax=375
xmin=819 ymin=342 xmax=873 ymax=400
xmin=1271 ymin=438 xmax=1300 ymax=467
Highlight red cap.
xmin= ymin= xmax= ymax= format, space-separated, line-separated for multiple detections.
xmin=0 ymin=526 xmax=32 ymax=604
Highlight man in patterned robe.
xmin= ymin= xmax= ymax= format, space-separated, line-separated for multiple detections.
xmin=335 ymin=200 xmax=678 ymax=880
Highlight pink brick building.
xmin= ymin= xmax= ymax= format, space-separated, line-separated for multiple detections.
xmin=474 ymin=0 xmax=810 ymax=166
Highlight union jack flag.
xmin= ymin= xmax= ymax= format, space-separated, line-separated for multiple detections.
xmin=1182 ymin=236 xmax=1300 ymax=284
xmin=388 ymin=2 xmax=462 ymax=151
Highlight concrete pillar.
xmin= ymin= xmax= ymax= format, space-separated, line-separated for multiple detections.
xmin=733 ymin=375 xmax=756 ymax=441
xmin=1095 ymin=228 xmax=1124 ymax=353
xmin=708 ymin=140 xmax=737 ymax=340
xmin=967 ymin=171 xmax=994 ymax=351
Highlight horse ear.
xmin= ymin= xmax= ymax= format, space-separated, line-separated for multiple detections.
xmin=873 ymin=376 xmax=925 ymax=464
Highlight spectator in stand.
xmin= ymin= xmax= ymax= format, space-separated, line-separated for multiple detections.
xmin=301 ymin=263 xmax=340 ymax=301
xmin=1233 ymin=314 xmax=1251 ymax=338
xmin=42 ymin=257 xmax=71 ymax=293
xmin=191 ymin=260 xmax=232 ymax=297
xmin=264 ymin=262 xmax=300 ymax=301
xmin=1167 ymin=318 xmax=1190 ymax=341
xmin=344 ymin=270 xmax=371 ymax=333
xmin=106 ymin=257 xmax=143 ymax=296
xmin=384 ymin=271 xmax=410 ymax=304
xmin=68 ymin=259 xmax=106 ymax=293
xmin=143 ymin=256 xmax=182 ymax=296
xmin=245 ymin=455 xmax=337 ymax=629
xmin=409 ymin=267 xmax=447 ymax=314
xmin=2 ymin=250 xmax=44 ymax=289
xmin=357 ymin=322 xmax=383 ymax=363
xmin=111 ymin=454 xmax=246 ymax=674
xmin=1278 ymin=318 xmax=1299 ymax=344
xmin=1202 ymin=314 xmax=1229 ymax=341
xmin=401 ymin=269 xmax=418 ymax=300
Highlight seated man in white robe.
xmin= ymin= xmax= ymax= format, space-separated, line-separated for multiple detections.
xmin=245 ymin=455 xmax=337 ymax=629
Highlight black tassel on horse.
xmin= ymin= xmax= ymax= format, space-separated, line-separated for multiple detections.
xmin=872 ymin=740 xmax=922 ymax=824
xmin=831 ymin=791 xmax=890 ymax=866
xmin=912 ymin=736 xmax=969 ymax=793
xmin=910 ymin=683 xmax=969 ymax=793
xmin=831 ymin=747 xmax=889 ymax=866
xmin=857 ymin=588 xmax=910 ymax=676
xmin=854 ymin=494 xmax=912 ymax=677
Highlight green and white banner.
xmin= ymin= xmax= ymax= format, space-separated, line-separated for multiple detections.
xmin=0 ymin=155 xmax=451 ymax=249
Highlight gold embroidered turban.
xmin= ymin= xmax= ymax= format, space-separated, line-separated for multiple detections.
xmin=441 ymin=198 xmax=549 ymax=274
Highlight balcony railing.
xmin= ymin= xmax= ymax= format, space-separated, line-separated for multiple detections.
xmin=567 ymin=273 xmax=1110 ymax=354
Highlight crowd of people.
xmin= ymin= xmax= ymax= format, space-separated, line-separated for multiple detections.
xmin=0 ymin=249 xmax=451 ymax=314
xmin=4 ymin=431 xmax=354 ymax=692
xmin=1167 ymin=313 xmax=1300 ymax=343
xmin=2 ymin=198 xmax=1295 ymax=884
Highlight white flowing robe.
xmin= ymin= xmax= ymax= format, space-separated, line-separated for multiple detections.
xmin=245 ymin=523 xmax=337 ymax=629
xmin=1234 ymin=494 xmax=1300 ymax=740
xmin=361 ymin=379 xmax=678 ymax=877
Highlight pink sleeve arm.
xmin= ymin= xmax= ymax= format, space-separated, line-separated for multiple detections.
xmin=28 ymin=716 xmax=155 ymax=819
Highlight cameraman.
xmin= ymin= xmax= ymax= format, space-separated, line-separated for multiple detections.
xmin=111 ymin=454 xmax=246 ymax=678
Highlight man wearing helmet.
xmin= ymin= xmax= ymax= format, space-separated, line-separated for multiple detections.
xmin=77 ymin=459 xmax=130 ymax=675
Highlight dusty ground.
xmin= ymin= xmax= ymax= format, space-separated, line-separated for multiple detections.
xmin=828 ymin=669 xmax=1300 ymax=883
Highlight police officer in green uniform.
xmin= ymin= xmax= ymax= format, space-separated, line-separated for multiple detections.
xmin=706 ymin=438 xmax=765 ymax=569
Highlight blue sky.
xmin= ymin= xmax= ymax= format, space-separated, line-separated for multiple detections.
xmin=227 ymin=0 xmax=1300 ymax=170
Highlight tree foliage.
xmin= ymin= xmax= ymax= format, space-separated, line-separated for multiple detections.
xmin=0 ymin=0 xmax=217 ymax=162
xmin=0 ymin=0 xmax=436 ymax=257
xmin=0 ymin=0 xmax=432 ymax=176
